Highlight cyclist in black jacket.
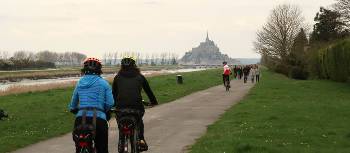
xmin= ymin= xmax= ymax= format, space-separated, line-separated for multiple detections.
xmin=112 ymin=57 xmax=158 ymax=152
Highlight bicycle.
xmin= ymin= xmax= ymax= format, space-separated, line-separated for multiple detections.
xmin=224 ymin=78 xmax=230 ymax=91
xmin=113 ymin=101 xmax=153 ymax=153
xmin=72 ymin=108 xmax=100 ymax=153
xmin=223 ymin=74 xmax=231 ymax=91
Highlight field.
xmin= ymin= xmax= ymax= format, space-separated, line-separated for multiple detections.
xmin=0 ymin=69 xmax=221 ymax=153
xmin=190 ymin=69 xmax=350 ymax=153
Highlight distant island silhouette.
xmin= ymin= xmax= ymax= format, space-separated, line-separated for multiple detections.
xmin=180 ymin=32 xmax=239 ymax=65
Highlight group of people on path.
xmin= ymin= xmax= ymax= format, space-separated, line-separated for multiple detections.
xmin=235 ymin=65 xmax=260 ymax=83
xmin=222 ymin=62 xmax=261 ymax=88
xmin=69 ymin=57 xmax=157 ymax=153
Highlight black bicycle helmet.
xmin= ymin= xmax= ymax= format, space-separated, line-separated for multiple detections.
xmin=82 ymin=57 xmax=102 ymax=75
xmin=121 ymin=57 xmax=136 ymax=67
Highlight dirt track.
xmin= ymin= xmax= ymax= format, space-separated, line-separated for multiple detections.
xmin=13 ymin=80 xmax=254 ymax=153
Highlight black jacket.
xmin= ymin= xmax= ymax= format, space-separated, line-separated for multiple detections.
xmin=112 ymin=70 xmax=158 ymax=110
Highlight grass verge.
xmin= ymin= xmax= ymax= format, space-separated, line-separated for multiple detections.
xmin=189 ymin=69 xmax=350 ymax=153
xmin=0 ymin=69 xmax=221 ymax=153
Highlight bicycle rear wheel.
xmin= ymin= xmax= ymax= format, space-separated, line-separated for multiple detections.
xmin=131 ymin=127 xmax=140 ymax=153
xmin=225 ymin=80 xmax=230 ymax=91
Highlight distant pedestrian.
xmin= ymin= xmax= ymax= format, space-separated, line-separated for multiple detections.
xmin=238 ymin=66 xmax=243 ymax=80
xmin=255 ymin=65 xmax=260 ymax=83
xmin=233 ymin=65 xmax=238 ymax=79
xmin=250 ymin=66 xmax=256 ymax=83
xmin=243 ymin=66 xmax=250 ymax=83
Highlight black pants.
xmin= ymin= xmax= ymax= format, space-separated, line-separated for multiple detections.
xmin=222 ymin=74 xmax=230 ymax=85
xmin=73 ymin=117 xmax=109 ymax=153
xmin=256 ymin=75 xmax=260 ymax=82
xmin=243 ymin=75 xmax=248 ymax=83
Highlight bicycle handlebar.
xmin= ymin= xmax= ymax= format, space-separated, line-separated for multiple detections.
xmin=108 ymin=100 xmax=156 ymax=113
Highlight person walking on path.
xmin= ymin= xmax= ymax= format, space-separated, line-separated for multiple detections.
xmin=69 ymin=57 xmax=114 ymax=153
xmin=242 ymin=66 xmax=250 ymax=83
xmin=233 ymin=65 xmax=238 ymax=79
xmin=237 ymin=66 xmax=242 ymax=80
xmin=250 ymin=66 xmax=256 ymax=83
xmin=255 ymin=65 xmax=260 ymax=83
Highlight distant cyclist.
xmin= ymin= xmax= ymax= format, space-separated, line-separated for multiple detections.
xmin=112 ymin=57 xmax=158 ymax=152
xmin=69 ymin=57 xmax=114 ymax=153
xmin=222 ymin=61 xmax=232 ymax=88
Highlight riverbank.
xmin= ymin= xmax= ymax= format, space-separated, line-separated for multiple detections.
xmin=0 ymin=69 xmax=221 ymax=153
xmin=0 ymin=65 xmax=180 ymax=82
xmin=0 ymin=68 xmax=205 ymax=96
xmin=189 ymin=69 xmax=350 ymax=153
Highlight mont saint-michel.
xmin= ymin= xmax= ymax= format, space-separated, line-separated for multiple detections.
xmin=180 ymin=33 xmax=238 ymax=65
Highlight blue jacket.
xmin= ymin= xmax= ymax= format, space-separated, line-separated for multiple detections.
xmin=69 ymin=75 xmax=114 ymax=120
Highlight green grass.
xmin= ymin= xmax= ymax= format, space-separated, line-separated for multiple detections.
xmin=0 ymin=69 xmax=222 ymax=153
xmin=190 ymin=69 xmax=350 ymax=153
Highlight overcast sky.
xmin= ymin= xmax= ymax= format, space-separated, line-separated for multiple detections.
xmin=0 ymin=0 xmax=335 ymax=59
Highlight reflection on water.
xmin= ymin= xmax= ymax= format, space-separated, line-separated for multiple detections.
xmin=0 ymin=69 xmax=205 ymax=92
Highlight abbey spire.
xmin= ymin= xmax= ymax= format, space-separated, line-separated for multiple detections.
xmin=206 ymin=31 xmax=210 ymax=42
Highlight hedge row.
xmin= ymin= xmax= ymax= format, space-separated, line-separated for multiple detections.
xmin=0 ymin=59 xmax=55 ymax=71
xmin=318 ymin=39 xmax=350 ymax=82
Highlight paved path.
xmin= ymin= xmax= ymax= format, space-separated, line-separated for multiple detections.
xmin=13 ymin=80 xmax=254 ymax=153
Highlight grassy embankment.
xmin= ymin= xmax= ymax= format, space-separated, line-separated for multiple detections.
xmin=190 ymin=69 xmax=350 ymax=153
xmin=0 ymin=65 xmax=180 ymax=81
xmin=0 ymin=69 xmax=221 ymax=153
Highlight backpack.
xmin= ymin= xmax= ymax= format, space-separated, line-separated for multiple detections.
xmin=73 ymin=108 xmax=98 ymax=152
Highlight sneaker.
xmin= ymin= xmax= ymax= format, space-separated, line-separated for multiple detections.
xmin=139 ymin=139 xmax=148 ymax=152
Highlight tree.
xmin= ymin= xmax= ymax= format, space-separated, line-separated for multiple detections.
xmin=0 ymin=51 xmax=9 ymax=59
xmin=290 ymin=28 xmax=308 ymax=65
xmin=113 ymin=52 xmax=119 ymax=65
xmin=289 ymin=28 xmax=309 ymax=79
xmin=36 ymin=50 xmax=58 ymax=62
xmin=311 ymin=7 xmax=348 ymax=42
xmin=333 ymin=0 xmax=350 ymax=28
xmin=254 ymin=4 xmax=305 ymax=65
xmin=171 ymin=53 xmax=179 ymax=65
xmin=13 ymin=51 xmax=29 ymax=60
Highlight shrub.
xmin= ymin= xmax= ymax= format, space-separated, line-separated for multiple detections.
xmin=290 ymin=66 xmax=309 ymax=80
xmin=318 ymin=39 xmax=350 ymax=82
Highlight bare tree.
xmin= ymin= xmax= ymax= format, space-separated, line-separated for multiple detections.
xmin=145 ymin=53 xmax=149 ymax=65
xmin=113 ymin=51 xmax=119 ymax=65
xmin=171 ymin=53 xmax=179 ymax=65
xmin=136 ymin=52 xmax=141 ymax=65
xmin=254 ymin=4 xmax=305 ymax=63
xmin=36 ymin=50 xmax=58 ymax=62
xmin=151 ymin=53 xmax=156 ymax=66
xmin=160 ymin=52 xmax=166 ymax=65
xmin=13 ymin=51 xmax=29 ymax=60
xmin=0 ymin=51 xmax=9 ymax=59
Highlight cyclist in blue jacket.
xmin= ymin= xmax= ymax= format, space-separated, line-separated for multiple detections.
xmin=69 ymin=57 xmax=114 ymax=153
